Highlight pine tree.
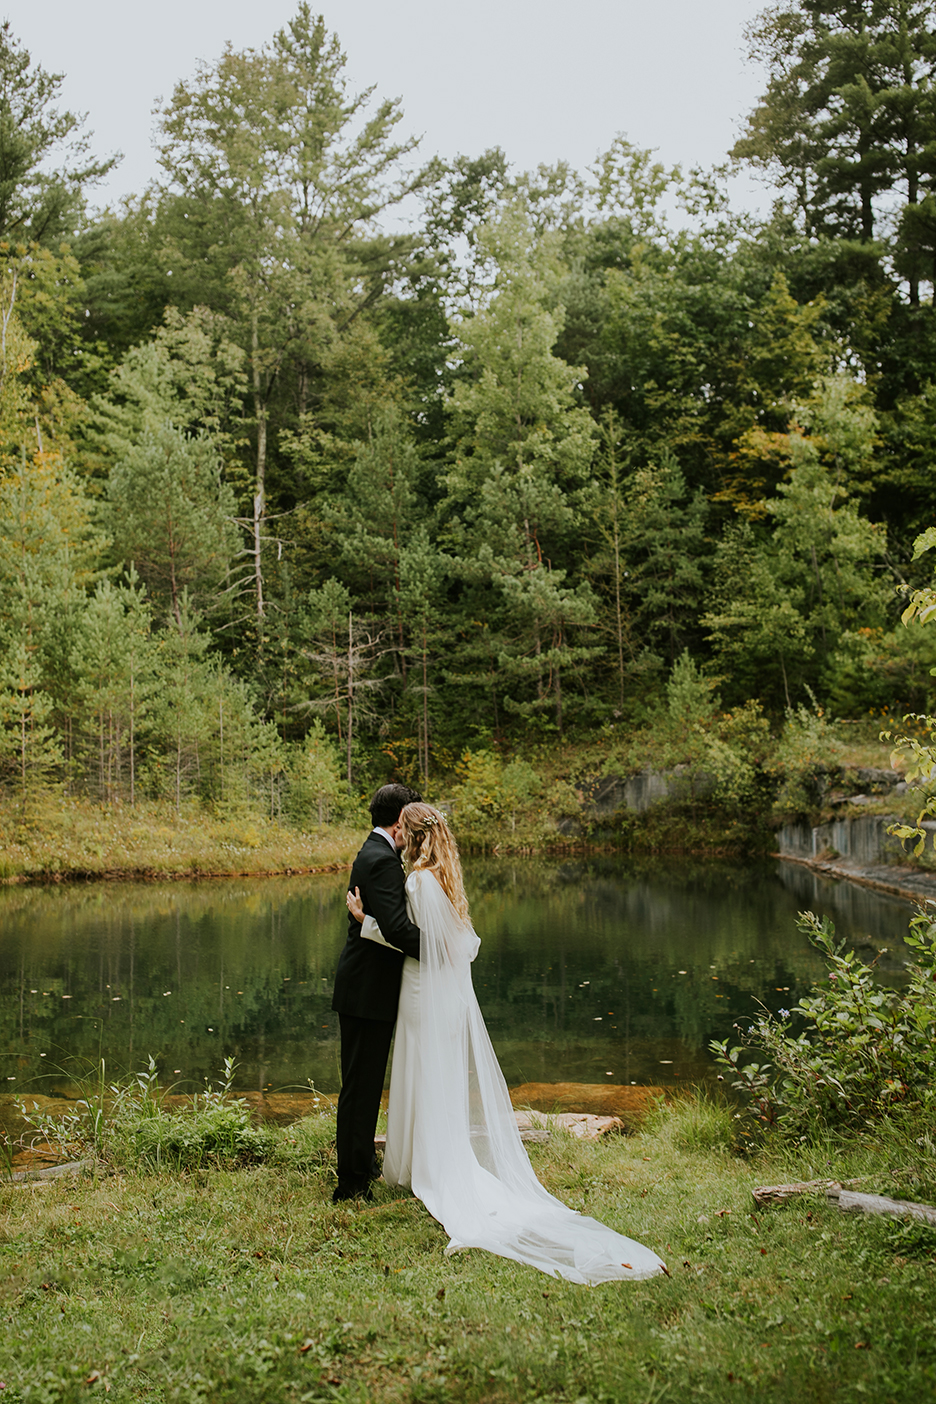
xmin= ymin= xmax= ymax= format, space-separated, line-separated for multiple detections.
xmin=106 ymin=425 xmax=239 ymax=625
xmin=327 ymin=408 xmax=423 ymax=684
xmin=0 ymin=21 xmax=115 ymax=245
xmin=148 ymin=598 xmax=213 ymax=813
xmin=446 ymin=205 xmax=597 ymax=730
xmin=0 ymin=448 xmax=102 ymax=785
xmin=156 ymin=3 xmax=420 ymax=623
xmin=734 ymin=1 xmax=936 ymax=261
xmin=619 ymin=452 xmax=709 ymax=667
xmin=70 ymin=570 xmax=154 ymax=803
xmin=399 ymin=530 xmax=446 ymax=784
xmin=291 ymin=718 xmax=345 ymax=824
xmin=585 ymin=410 xmax=632 ymax=712
xmin=0 ymin=634 xmax=62 ymax=803
xmin=296 ymin=579 xmax=384 ymax=785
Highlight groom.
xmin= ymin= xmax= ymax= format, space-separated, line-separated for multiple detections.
xmin=331 ymin=782 xmax=422 ymax=1202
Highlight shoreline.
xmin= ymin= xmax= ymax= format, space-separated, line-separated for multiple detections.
xmin=0 ymin=860 xmax=349 ymax=888
xmin=5 ymin=848 xmax=936 ymax=901
xmin=776 ymin=851 xmax=936 ymax=905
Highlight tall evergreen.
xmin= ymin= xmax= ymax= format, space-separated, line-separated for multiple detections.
xmin=155 ymin=3 xmax=422 ymax=627
xmin=734 ymin=1 xmax=936 ymax=249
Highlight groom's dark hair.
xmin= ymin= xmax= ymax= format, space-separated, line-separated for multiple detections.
xmin=370 ymin=783 xmax=422 ymax=829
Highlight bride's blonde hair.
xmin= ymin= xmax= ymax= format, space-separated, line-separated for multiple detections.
xmin=400 ymin=803 xmax=470 ymax=922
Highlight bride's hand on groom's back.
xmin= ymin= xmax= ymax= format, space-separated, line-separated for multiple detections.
xmin=346 ymin=886 xmax=365 ymax=924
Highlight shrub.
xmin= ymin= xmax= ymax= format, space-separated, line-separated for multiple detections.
xmin=766 ymin=698 xmax=845 ymax=818
xmin=16 ymin=1056 xmax=278 ymax=1171
xmin=288 ymin=719 xmax=351 ymax=826
xmin=127 ymin=1092 xmax=275 ymax=1171
xmin=450 ymin=749 xmax=547 ymax=844
xmin=712 ymin=909 xmax=936 ymax=1140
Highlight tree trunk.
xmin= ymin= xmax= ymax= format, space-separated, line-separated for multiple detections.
xmin=388 ymin=454 xmax=407 ymax=685
xmin=346 ymin=612 xmax=354 ymax=787
xmin=810 ymin=544 xmax=826 ymax=649
xmin=252 ymin=313 xmax=266 ymax=622
xmin=176 ymin=731 xmax=182 ymax=816
xmin=332 ymin=620 xmax=343 ymax=745
xmin=422 ymin=625 xmax=430 ymax=784
xmin=167 ymin=509 xmax=182 ymax=630
xmin=129 ymin=670 xmax=135 ymax=807
xmin=19 ymin=707 xmax=26 ymax=806
xmin=554 ymin=642 xmax=563 ymax=736
xmin=904 ymin=37 xmax=920 ymax=307
xmin=613 ymin=519 xmax=625 ymax=711
xmin=0 ymin=268 xmax=18 ymax=394
xmin=751 ymin=1178 xmax=852 ymax=1208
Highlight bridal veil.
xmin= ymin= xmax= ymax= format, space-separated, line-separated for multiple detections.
xmin=363 ymin=869 xmax=665 ymax=1285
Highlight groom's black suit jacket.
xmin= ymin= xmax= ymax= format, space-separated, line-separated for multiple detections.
xmin=331 ymin=831 xmax=421 ymax=1022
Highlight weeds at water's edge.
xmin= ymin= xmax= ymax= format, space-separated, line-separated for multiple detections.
xmin=641 ymin=1087 xmax=740 ymax=1157
xmin=11 ymin=1056 xmax=331 ymax=1174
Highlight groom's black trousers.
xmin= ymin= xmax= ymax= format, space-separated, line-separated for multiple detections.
xmin=335 ymin=1013 xmax=395 ymax=1196
xmin=332 ymin=830 xmax=420 ymax=1199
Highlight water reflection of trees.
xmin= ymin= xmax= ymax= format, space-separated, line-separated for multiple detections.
xmin=0 ymin=876 xmax=348 ymax=1096
xmin=466 ymin=856 xmax=912 ymax=1078
xmin=0 ymin=860 xmax=913 ymax=1097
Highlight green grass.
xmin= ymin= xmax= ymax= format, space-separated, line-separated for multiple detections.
xmin=2 ymin=1101 xmax=934 ymax=1403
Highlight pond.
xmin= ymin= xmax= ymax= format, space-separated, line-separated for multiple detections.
xmin=0 ymin=856 xmax=915 ymax=1114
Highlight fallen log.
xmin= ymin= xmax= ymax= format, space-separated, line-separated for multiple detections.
xmin=752 ymin=1178 xmax=855 ymax=1208
xmin=513 ymin=1111 xmax=625 ymax=1142
xmin=8 ymin=1159 xmax=92 ymax=1184
xmin=828 ymin=1188 xmax=936 ymax=1225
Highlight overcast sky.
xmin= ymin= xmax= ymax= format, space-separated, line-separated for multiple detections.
xmin=12 ymin=0 xmax=773 ymax=220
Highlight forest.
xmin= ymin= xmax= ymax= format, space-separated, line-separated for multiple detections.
xmin=3 ymin=0 xmax=936 ymax=832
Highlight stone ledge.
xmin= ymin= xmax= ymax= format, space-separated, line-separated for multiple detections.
xmin=374 ymin=1109 xmax=628 ymax=1150
xmin=778 ymin=851 xmax=936 ymax=904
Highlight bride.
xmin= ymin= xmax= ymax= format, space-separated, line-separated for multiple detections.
xmin=346 ymin=801 xmax=666 ymax=1286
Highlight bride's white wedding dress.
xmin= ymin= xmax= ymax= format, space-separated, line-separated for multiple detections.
xmin=360 ymin=868 xmax=665 ymax=1285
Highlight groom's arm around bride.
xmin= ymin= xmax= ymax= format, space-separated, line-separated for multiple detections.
xmin=330 ymin=783 xmax=421 ymax=1202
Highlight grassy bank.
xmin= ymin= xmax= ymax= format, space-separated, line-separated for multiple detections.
xmin=0 ymin=710 xmax=917 ymax=882
xmin=2 ymin=1100 xmax=935 ymax=1403
xmin=0 ymin=790 xmax=776 ymax=883
xmin=0 ymin=796 xmax=362 ymax=883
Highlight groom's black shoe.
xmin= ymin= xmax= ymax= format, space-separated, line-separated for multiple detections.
xmin=332 ymin=1180 xmax=374 ymax=1205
